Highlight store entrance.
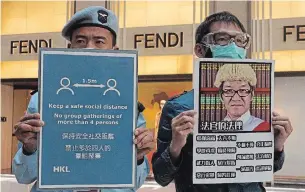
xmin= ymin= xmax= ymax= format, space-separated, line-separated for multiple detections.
xmin=138 ymin=74 xmax=192 ymax=178
xmin=1 ymin=79 xmax=37 ymax=174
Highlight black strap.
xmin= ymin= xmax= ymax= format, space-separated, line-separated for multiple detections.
xmin=137 ymin=102 xmax=145 ymax=113
xmin=137 ymin=102 xmax=145 ymax=118
xmin=30 ymin=89 xmax=38 ymax=95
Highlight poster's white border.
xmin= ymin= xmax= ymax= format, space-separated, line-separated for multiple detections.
xmin=38 ymin=49 xmax=137 ymax=189
xmin=192 ymin=57 xmax=275 ymax=183
xmin=192 ymin=58 xmax=200 ymax=183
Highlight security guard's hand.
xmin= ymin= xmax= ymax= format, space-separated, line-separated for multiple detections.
xmin=272 ymin=111 xmax=293 ymax=152
xmin=13 ymin=113 xmax=45 ymax=154
xmin=134 ymin=128 xmax=154 ymax=162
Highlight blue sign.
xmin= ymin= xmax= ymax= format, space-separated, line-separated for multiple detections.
xmin=38 ymin=48 xmax=137 ymax=190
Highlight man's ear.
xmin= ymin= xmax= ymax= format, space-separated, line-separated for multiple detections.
xmin=194 ymin=43 xmax=206 ymax=58
xmin=113 ymin=45 xmax=119 ymax=50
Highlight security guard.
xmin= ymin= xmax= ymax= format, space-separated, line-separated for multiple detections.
xmin=12 ymin=6 xmax=154 ymax=192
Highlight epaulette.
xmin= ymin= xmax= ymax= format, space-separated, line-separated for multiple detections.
xmin=167 ymin=90 xmax=188 ymax=101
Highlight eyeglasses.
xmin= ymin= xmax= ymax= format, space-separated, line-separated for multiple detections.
xmin=201 ymin=31 xmax=251 ymax=49
xmin=222 ymin=89 xmax=252 ymax=97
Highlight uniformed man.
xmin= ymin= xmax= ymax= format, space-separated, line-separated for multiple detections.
xmin=12 ymin=6 xmax=154 ymax=192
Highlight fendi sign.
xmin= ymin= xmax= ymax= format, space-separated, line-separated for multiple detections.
xmin=283 ymin=25 xmax=305 ymax=41
xmin=134 ymin=32 xmax=184 ymax=49
xmin=1 ymin=32 xmax=66 ymax=61
xmin=10 ymin=39 xmax=53 ymax=54
xmin=121 ymin=24 xmax=194 ymax=56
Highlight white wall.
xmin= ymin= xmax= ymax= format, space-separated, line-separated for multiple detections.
xmin=274 ymin=76 xmax=305 ymax=177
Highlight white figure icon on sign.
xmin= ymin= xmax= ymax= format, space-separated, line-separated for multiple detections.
xmin=103 ymin=79 xmax=120 ymax=96
xmin=57 ymin=77 xmax=75 ymax=95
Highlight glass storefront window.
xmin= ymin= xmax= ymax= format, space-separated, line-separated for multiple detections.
xmin=1 ymin=60 xmax=38 ymax=78
xmin=1 ymin=1 xmax=68 ymax=35
xmin=272 ymin=1 xmax=305 ymax=19
xmin=273 ymin=50 xmax=305 ymax=72
xmin=1 ymin=55 xmax=194 ymax=78
xmin=112 ymin=1 xmax=209 ymax=28
xmin=258 ymin=50 xmax=305 ymax=72
xmin=138 ymin=80 xmax=192 ymax=179
xmin=258 ymin=1 xmax=305 ymax=19
xmin=138 ymin=55 xmax=193 ymax=75
xmin=138 ymin=81 xmax=192 ymax=134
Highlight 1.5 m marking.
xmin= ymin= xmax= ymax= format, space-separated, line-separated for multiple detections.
xmin=83 ymin=79 xmax=97 ymax=84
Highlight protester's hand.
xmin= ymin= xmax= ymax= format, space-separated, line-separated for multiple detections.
xmin=272 ymin=111 xmax=293 ymax=152
xmin=134 ymin=128 xmax=155 ymax=161
xmin=170 ymin=110 xmax=196 ymax=159
xmin=13 ymin=113 xmax=44 ymax=154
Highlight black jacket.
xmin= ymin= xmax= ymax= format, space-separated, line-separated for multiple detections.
xmin=152 ymin=90 xmax=285 ymax=192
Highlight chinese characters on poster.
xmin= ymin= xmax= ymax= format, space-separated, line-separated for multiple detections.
xmin=193 ymin=59 xmax=274 ymax=184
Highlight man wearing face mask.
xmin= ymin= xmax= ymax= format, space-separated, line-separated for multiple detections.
xmin=152 ymin=11 xmax=293 ymax=192
xmin=12 ymin=6 xmax=154 ymax=192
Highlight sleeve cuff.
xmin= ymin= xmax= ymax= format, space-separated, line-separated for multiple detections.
xmin=161 ymin=147 xmax=183 ymax=172
xmin=137 ymin=158 xmax=144 ymax=165
xmin=274 ymin=149 xmax=284 ymax=161
xmin=14 ymin=147 xmax=38 ymax=165
xmin=22 ymin=146 xmax=36 ymax=156
xmin=137 ymin=156 xmax=150 ymax=174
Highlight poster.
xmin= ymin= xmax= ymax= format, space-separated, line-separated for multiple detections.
xmin=38 ymin=48 xmax=137 ymax=190
xmin=193 ymin=58 xmax=274 ymax=184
